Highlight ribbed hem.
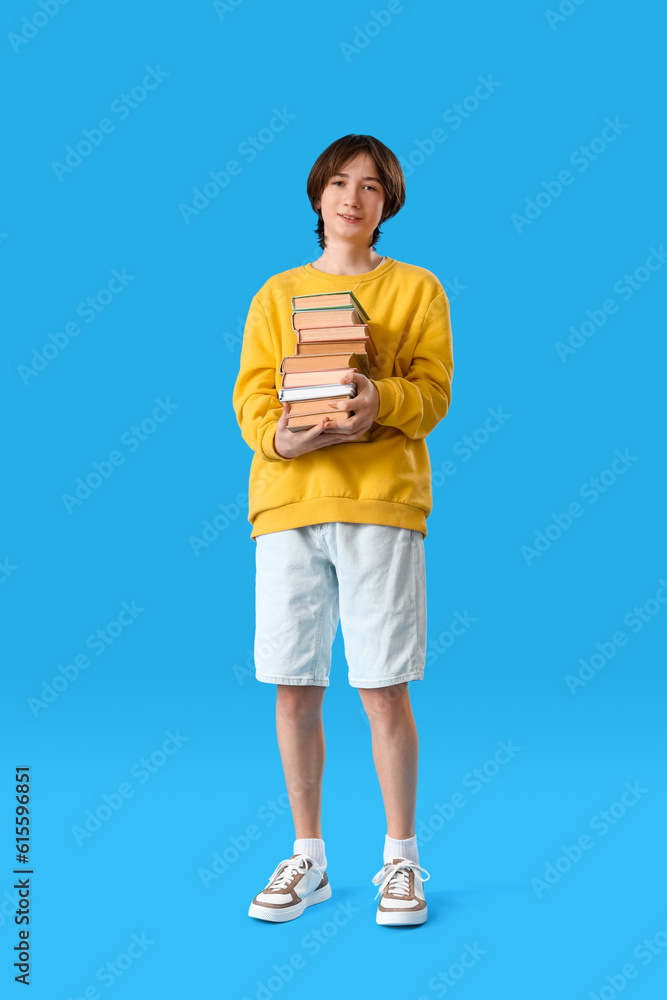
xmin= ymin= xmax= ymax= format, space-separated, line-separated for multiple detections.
xmin=384 ymin=834 xmax=419 ymax=865
xmin=294 ymin=838 xmax=326 ymax=868
xmin=301 ymin=257 xmax=396 ymax=285
xmin=350 ymin=670 xmax=424 ymax=689
xmin=260 ymin=420 xmax=291 ymax=462
xmin=368 ymin=377 xmax=399 ymax=422
xmin=250 ymin=497 xmax=428 ymax=541
xmin=255 ymin=670 xmax=423 ymax=689
xmin=255 ymin=673 xmax=329 ymax=687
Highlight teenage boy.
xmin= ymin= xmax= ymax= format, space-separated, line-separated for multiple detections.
xmin=232 ymin=134 xmax=454 ymax=926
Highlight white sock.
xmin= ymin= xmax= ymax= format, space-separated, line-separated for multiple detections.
xmin=293 ymin=838 xmax=326 ymax=869
xmin=384 ymin=834 xmax=419 ymax=866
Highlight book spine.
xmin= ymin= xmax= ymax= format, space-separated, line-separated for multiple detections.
xmin=349 ymin=292 xmax=370 ymax=322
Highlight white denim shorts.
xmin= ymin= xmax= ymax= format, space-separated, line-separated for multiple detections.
xmin=254 ymin=522 xmax=426 ymax=688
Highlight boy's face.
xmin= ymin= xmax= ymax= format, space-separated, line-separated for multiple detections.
xmin=315 ymin=152 xmax=385 ymax=248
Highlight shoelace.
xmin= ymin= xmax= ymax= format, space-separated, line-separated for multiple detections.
xmin=371 ymin=858 xmax=431 ymax=900
xmin=265 ymin=854 xmax=324 ymax=892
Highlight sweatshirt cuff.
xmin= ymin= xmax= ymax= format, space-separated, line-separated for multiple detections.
xmin=369 ymin=378 xmax=398 ymax=424
xmin=261 ymin=419 xmax=293 ymax=462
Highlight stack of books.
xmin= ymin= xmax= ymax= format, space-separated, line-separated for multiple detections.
xmin=278 ymin=291 xmax=378 ymax=441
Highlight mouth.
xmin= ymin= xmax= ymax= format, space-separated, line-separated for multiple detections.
xmin=338 ymin=213 xmax=361 ymax=223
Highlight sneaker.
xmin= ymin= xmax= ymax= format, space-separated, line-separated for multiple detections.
xmin=371 ymin=857 xmax=430 ymax=925
xmin=248 ymin=853 xmax=331 ymax=922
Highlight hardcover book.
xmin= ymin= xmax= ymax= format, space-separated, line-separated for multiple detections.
xmin=280 ymin=291 xmax=375 ymax=443
xmin=291 ymin=290 xmax=370 ymax=322
xmin=291 ymin=306 xmax=366 ymax=332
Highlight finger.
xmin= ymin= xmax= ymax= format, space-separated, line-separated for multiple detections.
xmin=317 ymin=431 xmax=365 ymax=447
xmin=340 ymin=371 xmax=366 ymax=387
xmin=314 ymin=432 xmax=351 ymax=447
xmin=302 ymin=413 xmax=335 ymax=438
xmin=322 ymin=420 xmax=367 ymax=438
xmin=322 ymin=417 xmax=357 ymax=432
xmin=330 ymin=428 xmax=364 ymax=439
xmin=323 ymin=410 xmax=359 ymax=430
xmin=323 ymin=420 xmax=358 ymax=434
xmin=319 ymin=415 xmax=353 ymax=434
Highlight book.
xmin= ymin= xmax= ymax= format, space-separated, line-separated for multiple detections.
xmin=281 ymin=352 xmax=369 ymax=377
xmin=297 ymin=323 xmax=374 ymax=343
xmin=281 ymin=397 xmax=353 ymax=416
xmin=278 ymin=382 xmax=358 ymax=403
xmin=291 ymin=306 xmax=365 ymax=332
xmin=295 ymin=335 xmax=377 ymax=367
xmin=295 ymin=339 xmax=371 ymax=356
xmin=280 ymin=290 xmax=374 ymax=443
xmin=291 ymin=290 xmax=370 ymax=322
xmin=281 ymin=367 xmax=357 ymax=389
xmin=287 ymin=410 xmax=372 ymax=443
xmin=287 ymin=411 xmax=352 ymax=431
xmin=297 ymin=324 xmax=377 ymax=357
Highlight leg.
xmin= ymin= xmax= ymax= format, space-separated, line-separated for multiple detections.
xmin=358 ymin=682 xmax=418 ymax=839
xmin=276 ymin=684 xmax=326 ymax=839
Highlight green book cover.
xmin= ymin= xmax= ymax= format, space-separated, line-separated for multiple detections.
xmin=291 ymin=290 xmax=370 ymax=322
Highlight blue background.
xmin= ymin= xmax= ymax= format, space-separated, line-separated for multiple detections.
xmin=3 ymin=0 xmax=666 ymax=997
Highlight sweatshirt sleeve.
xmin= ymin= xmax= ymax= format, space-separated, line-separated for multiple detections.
xmin=369 ymin=289 xmax=454 ymax=439
xmin=232 ymin=294 xmax=294 ymax=462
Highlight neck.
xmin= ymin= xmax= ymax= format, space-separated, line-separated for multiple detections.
xmin=311 ymin=244 xmax=384 ymax=275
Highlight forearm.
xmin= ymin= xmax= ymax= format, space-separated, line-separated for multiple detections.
xmin=369 ymin=289 xmax=453 ymax=439
xmin=369 ymin=370 xmax=451 ymax=440
xmin=232 ymin=292 xmax=294 ymax=462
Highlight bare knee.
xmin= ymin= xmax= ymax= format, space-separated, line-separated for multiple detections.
xmin=276 ymin=684 xmax=325 ymax=724
xmin=359 ymin=683 xmax=412 ymax=726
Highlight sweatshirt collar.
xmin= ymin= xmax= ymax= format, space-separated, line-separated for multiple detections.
xmin=302 ymin=256 xmax=396 ymax=284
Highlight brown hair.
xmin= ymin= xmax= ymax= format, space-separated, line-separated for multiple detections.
xmin=306 ymin=134 xmax=405 ymax=250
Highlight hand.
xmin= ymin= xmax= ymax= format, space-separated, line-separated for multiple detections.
xmin=321 ymin=371 xmax=380 ymax=435
xmin=273 ymin=372 xmax=379 ymax=458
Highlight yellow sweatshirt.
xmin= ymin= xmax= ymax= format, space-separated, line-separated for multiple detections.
xmin=232 ymin=256 xmax=454 ymax=541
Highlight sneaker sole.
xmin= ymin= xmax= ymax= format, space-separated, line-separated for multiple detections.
xmin=376 ymin=905 xmax=428 ymax=926
xmin=248 ymin=882 xmax=332 ymax=923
